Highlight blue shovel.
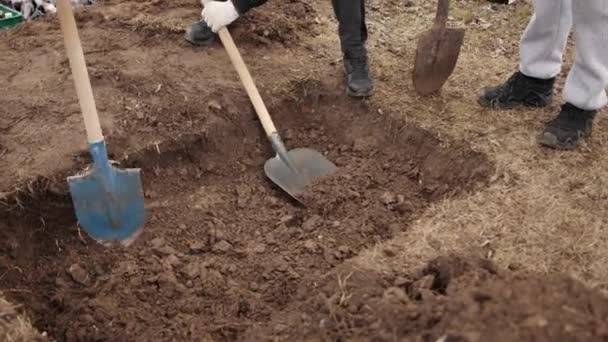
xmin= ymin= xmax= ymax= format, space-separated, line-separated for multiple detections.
xmin=57 ymin=0 xmax=145 ymax=244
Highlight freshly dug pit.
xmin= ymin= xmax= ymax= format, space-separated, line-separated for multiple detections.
xmin=0 ymin=90 xmax=492 ymax=341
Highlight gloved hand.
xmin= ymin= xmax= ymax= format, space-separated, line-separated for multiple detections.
xmin=201 ymin=0 xmax=239 ymax=33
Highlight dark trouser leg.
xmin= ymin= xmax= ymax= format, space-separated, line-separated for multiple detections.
xmin=331 ymin=0 xmax=373 ymax=97
xmin=331 ymin=0 xmax=367 ymax=53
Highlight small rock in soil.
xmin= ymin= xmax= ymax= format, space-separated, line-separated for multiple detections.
xmin=396 ymin=201 xmax=415 ymax=215
xmin=145 ymin=275 xmax=159 ymax=284
xmin=382 ymin=287 xmax=410 ymax=305
xmin=253 ymin=243 xmax=267 ymax=254
xmin=144 ymin=190 xmax=158 ymax=199
xmin=226 ymin=264 xmax=238 ymax=273
xmin=116 ymin=260 xmax=138 ymax=276
xmin=55 ymin=277 xmax=67 ymax=288
xmin=267 ymin=196 xmax=281 ymax=208
xmin=212 ymin=240 xmax=232 ymax=253
xmin=189 ymin=242 xmax=206 ymax=254
xmin=165 ymin=255 xmax=181 ymax=267
xmin=383 ymin=247 xmax=396 ymax=257
xmin=182 ymin=263 xmax=200 ymax=280
xmin=394 ymin=276 xmax=411 ymax=287
xmin=289 ymin=2 xmax=307 ymax=19
xmin=153 ymin=245 xmax=178 ymax=257
xmin=415 ymin=274 xmax=435 ymax=290
xmin=278 ymin=214 xmax=297 ymax=226
xmin=178 ymin=223 xmax=187 ymax=230
xmin=158 ymin=271 xmax=180 ymax=295
xmin=522 ymin=315 xmax=549 ymax=328
xmin=68 ymin=264 xmax=89 ymax=285
xmin=274 ymin=323 xmax=288 ymax=334
xmin=303 ymin=240 xmax=317 ymax=253
xmin=352 ymin=137 xmax=370 ymax=152
xmin=79 ymin=314 xmax=95 ymax=324
xmin=149 ymin=237 xmax=165 ymax=248
xmin=250 ymin=281 xmax=260 ymax=291
xmin=302 ymin=215 xmax=322 ymax=231
xmin=323 ymin=247 xmax=338 ymax=265
xmin=208 ymin=100 xmax=222 ymax=111
xmin=380 ymin=191 xmax=397 ymax=205
xmin=274 ymin=257 xmax=289 ymax=272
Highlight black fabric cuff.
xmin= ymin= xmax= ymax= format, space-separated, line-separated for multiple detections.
xmin=230 ymin=0 xmax=267 ymax=14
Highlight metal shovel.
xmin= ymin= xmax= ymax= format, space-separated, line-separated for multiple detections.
xmin=215 ymin=28 xmax=337 ymax=201
xmin=57 ymin=0 xmax=145 ymax=244
xmin=412 ymin=0 xmax=464 ymax=95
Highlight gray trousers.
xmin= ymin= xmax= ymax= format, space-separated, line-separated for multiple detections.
xmin=519 ymin=0 xmax=608 ymax=110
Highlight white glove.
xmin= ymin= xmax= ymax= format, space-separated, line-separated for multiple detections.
xmin=201 ymin=0 xmax=239 ymax=33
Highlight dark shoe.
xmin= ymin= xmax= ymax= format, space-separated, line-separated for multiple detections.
xmin=540 ymin=103 xmax=596 ymax=150
xmin=343 ymin=49 xmax=374 ymax=97
xmin=185 ymin=20 xmax=215 ymax=46
xmin=479 ymin=71 xmax=555 ymax=109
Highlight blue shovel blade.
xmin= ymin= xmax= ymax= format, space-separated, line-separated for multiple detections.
xmin=67 ymin=142 xmax=145 ymax=242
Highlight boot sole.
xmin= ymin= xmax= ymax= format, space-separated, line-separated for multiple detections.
xmin=347 ymin=87 xmax=374 ymax=98
xmin=477 ymin=89 xmax=553 ymax=110
xmin=184 ymin=30 xmax=216 ymax=47
xmin=539 ymin=132 xmax=582 ymax=151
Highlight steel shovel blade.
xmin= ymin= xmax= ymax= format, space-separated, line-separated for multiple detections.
xmin=68 ymin=141 xmax=145 ymax=243
xmin=413 ymin=27 xmax=465 ymax=95
xmin=264 ymin=148 xmax=337 ymax=199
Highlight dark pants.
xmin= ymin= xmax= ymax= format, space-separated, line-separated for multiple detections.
xmin=331 ymin=0 xmax=367 ymax=54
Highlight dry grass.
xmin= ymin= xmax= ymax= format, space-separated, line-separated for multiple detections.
xmin=0 ymin=292 xmax=47 ymax=341
xmin=126 ymin=13 xmax=187 ymax=34
xmin=326 ymin=0 xmax=608 ymax=292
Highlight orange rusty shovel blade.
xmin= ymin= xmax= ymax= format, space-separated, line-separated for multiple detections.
xmin=412 ymin=0 xmax=464 ymax=96
xmin=413 ymin=27 xmax=464 ymax=96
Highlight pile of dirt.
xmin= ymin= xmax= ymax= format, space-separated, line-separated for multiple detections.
xmin=249 ymin=256 xmax=608 ymax=342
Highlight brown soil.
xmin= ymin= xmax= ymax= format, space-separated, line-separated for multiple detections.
xmin=0 ymin=80 xmax=492 ymax=340
xmin=0 ymin=0 xmax=317 ymax=193
xmin=1 ymin=1 xmax=608 ymax=342
xmin=247 ymin=256 xmax=608 ymax=342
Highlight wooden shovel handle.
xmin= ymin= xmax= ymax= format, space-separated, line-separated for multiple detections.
xmin=216 ymin=28 xmax=278 ymax=137
xmin=57 ymin=0 xmax=104 ymax=143
xmin=433 ymin=0 xmax=450 ymax=30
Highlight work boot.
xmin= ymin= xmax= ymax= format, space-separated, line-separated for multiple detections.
xmin=343 ymin=49 xmax=374 ymax=97
xmin=185 ymin=20 xmax=215 ymax=46
xmin=540 ymin=103 xmax=596 ymax=150
xmin=479 ymin=71 xmax=555 ymax=109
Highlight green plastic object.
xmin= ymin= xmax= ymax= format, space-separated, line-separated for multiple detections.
xmin=0 ymin=5 xmax=23 ymax=30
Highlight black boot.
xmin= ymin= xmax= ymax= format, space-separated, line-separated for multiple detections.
xmin=343 ymin=49 xmax=374 ymax=98
xmin=540 ymin=103 xmax=596 ymax=150
xmin=185 ymin=20 xmax=215 ymax=46
xmin=479 ymin=71 xmax=555 ymax=109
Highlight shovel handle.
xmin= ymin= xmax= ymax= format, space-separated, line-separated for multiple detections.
xmin=216 ymin=28 xmax=278 ymax=137
xmin=57 ymin=0 xmax=104 ymax=144
xmin=433 ymin=0 xmax=450 ymax=30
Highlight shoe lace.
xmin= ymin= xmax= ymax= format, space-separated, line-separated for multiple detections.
xmin=350 ymin=55 xmax=368 ymax=79
xmin=498 ymin=72 xmax=522 ymax=101
xmin=549 ymin=104 xmax=591 ymax=130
